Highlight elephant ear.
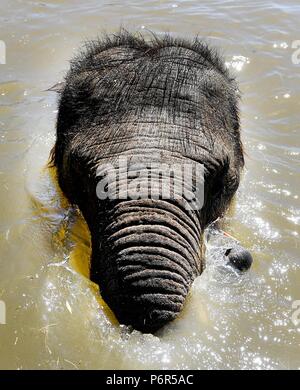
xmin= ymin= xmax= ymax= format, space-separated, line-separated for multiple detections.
xmin=46 ymin=81 xmax=65 ymax=93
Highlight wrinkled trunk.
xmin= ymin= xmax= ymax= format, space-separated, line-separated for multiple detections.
xmin=90 ymin=198 xmax=203 ymax=333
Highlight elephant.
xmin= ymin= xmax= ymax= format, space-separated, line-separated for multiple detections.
xmin=50 ymin=31 xmax=252 ymax=333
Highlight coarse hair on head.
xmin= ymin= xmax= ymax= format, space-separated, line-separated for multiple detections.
xmin=69 ymin=28 xmax=231 ymax=81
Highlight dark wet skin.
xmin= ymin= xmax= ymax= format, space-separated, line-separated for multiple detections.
xmin=205 ymin=225 xmax=253 ymax=272
xmin=224 ymin=246 xmax=253 ymax=272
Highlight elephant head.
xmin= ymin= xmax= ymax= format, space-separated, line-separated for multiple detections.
xmin=50 ymin=31 xmax=249 ymax=333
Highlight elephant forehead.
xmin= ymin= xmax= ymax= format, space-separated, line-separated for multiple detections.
xmin=86 ymin=56 xmax=228 ymax=104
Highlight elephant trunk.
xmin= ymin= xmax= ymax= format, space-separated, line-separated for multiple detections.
xmin=90 ymin=198 xmax=203 ymax=333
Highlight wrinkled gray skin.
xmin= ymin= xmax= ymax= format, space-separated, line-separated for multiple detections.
xmin=51 ymin=32 xmax=247 ymax=333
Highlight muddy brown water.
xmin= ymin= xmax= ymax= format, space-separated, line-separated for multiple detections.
xmin=0 ymin=0 xmax=299 ymax=369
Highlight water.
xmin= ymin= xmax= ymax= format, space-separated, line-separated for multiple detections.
xmin=0 ymin=0 xmax=299 ymax=369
